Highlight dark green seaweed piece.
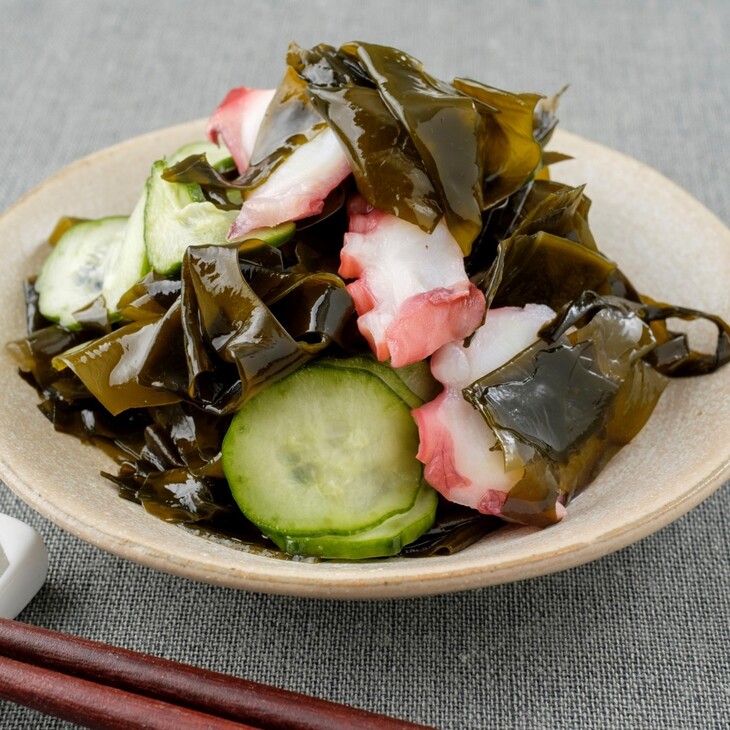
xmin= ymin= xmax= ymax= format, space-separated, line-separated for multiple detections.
xmin=351 ymin=43 xmax=486 ymax=247
xmin=642 ymin=301 xmax=730 ymax=376
xmin=146 ymin=404 xmax=229 ymax=477
xmin=131 ymin=299 xmax=193 ymax=400
xmin=105 ymin=404 xmax=230 ymax=503
xmin=451 ymin=78 xmax=542 ymax=215
xmin=467 ymin=181 xmax=620 ymax=316
xmin=8 ymin=323 xmax=97 ymax=403
xmin=116 ymin=271 xmax=182 ymax=321
xmin=52 ymin=315 xmax=184 ymax=415
xmin=543 ymin=292 xmax=730 ymax=378
xmin=163 ymin=153 xmax=246 ymax=191
xmin=465 ymin=296 xmax=668 ymax=525
xmin=463 ymin=292 xmax=721 ymax=525
xmin=180 ymin=243 xmax=353 ymax=411
xmin=481 ymin=230 xmax=617 ymax=312
xmin=162 ymin=154 xmax=244 ymax=210
xmin=108 ymin=462 xmax=285 ymax=551
xmin=107 ymin=466 xmax=234 ymax=524
xmin=236 ymin=239 xmax=356 ymax=347
xmin=178 ymin=244 xmax=309 ymax=411
xmin=8 ymin=312 xmax=154 ymax=452
xmin=38 ymin=236 xmax=354 ymax=417
xmin=235 ymin=65 xmax=326 ymax=191
xmin=289 ymin=43 xmax=442 ymax=236
xmin=248 ymin=66 xmax=325 ymax=168
xmin=401 ymin=500 xmax=502 ymax=557
xmin=289 ymin=41 xmax=544 ymax=254
xmin=508 ymin=180 xmax=597 ymax=250
xmin=43 ymin=397 xmax=151 ymax=451
xmin=467 ymin=180 xmax=598 ymax=280
xmin=97 ymin=400 xmax=298 ymax=554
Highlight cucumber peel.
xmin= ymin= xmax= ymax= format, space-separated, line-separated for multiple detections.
xmin=167 ymin=140 xmax=233 ymax=168
xmin=101 ymin=192 xmax=150 ymax=314
xmin=315 ymin=355 xmax=425 ymax=410
xmin=271 ymin=481 xmax=437 ymax=559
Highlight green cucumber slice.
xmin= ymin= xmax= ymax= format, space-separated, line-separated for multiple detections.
xmin=168 ymin=140 xmax=232 ymax=168
xmin=101 ymin=192 xmax=150 ymax=314
xmin=235 ymin=221 xmax=297 ymax=251
xmin=36 ymin=216 xmax=128 ymax=327
xmin=315 ymin=356 xmax=424 ymax=410
xmin=143 ymin=140 xmax=248 ymax=275
xmin=37 ymin=141 xmax=241 ymax=324
xmin=222 ymin=362 xmax=424 ymax=539
xmin=393 ymin=359 xmax=442 ymax=403
xmin=144 ymin=140 xmax=297 ymax=274
xmin=269 ymin=481 xmax=437 ymax=559
xmin=143 ymin=158 xmax=238 ymax=275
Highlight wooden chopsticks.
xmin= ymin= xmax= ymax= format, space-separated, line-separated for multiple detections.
xmin=0 ymin=654 xmax=250 ymax=729
xmin=0 ymin=617 xmax=434 ymax=730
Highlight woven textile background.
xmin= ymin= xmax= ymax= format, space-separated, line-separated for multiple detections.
xmin=1 ymin=1 xmax=728 ymax=728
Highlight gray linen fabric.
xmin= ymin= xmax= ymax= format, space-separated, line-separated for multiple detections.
xmin=1 ymin=1 xmax=728 ymax=728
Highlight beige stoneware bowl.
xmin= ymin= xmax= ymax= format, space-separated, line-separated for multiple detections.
xmin=0 ymin=121 xmax=728 ymax=599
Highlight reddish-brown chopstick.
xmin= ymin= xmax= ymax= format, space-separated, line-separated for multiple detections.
xmin=0 ymin=655 xmax=252 ymax=729
xmin=0 ymin=618 xmax=434 ymax=730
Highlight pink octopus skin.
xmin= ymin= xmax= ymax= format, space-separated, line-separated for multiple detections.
xmin=339 ymin=197 xmax=487 ymax=368
xmin=207 ymin=88 xmax=351 ymax=239
xmin=412 ymin=304 xmax=561 ymax=519
xmin=206 ymin=87 xmax=275 ymax=174
xmin=228 ymin=127 xmax=351 ymax=240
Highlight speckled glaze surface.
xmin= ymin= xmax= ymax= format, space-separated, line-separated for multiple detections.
xmin=0 ymin=121 xmax=728 ymax=599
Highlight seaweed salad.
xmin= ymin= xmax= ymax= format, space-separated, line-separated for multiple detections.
xmin=9 ymin=42 xmax=730 ymax=560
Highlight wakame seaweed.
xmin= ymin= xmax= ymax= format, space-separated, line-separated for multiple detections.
xmin=287 ymin=41 xmax=545 ymax=254
xmin=50 ymin=237 xmax=356 ymax=417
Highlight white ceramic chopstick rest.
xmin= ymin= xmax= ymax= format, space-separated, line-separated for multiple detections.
xmin=0 ymin=514 xmax=48 ymax=619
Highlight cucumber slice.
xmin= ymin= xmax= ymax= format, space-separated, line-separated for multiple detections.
xmin=222 ymin=363 xmax=424 ymax=539
xmin=270 ymin=481 xmax=437 ymax=559
xmin=101 ymin=192 xmax=150 ymax=314
xmin=143 ymin=140 xmax=246 ymax=275
xmin=36 ymin=216 xmax=128 ymax=327
xmin=168 ymin=140 xmax=233 ymax=168
xmin=144 ymin=140 xmax=297 ymax=274
xmin=37 ymin=141 xmax=239 ymax=323
xmin=393 ymin=359 xmax=442 ymax=403
xmin=143 ymin=159 xmax=238 ymax=275
xmin=315 ymin=356 xmax=424 ymax=409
